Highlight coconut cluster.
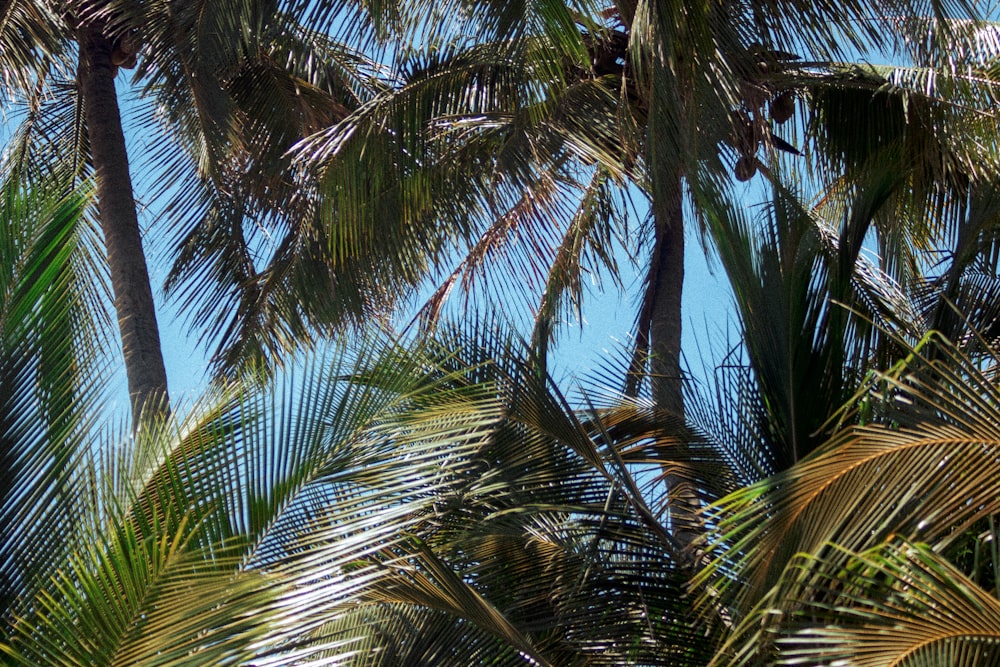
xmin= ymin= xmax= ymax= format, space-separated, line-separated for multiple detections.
xmin=111 ymin=29 xmax=141 ymax=75
xmin=731 ymin=87 xmax=798 ymax=181
xmin=730 ymin=47 xmax=801 ymax=182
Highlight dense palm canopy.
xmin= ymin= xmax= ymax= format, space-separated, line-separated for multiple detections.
xmin=288 ymin=0 xmax=991 ymax=414
xmin=0 ymin=314 xmax=724 ymax=665
xmin=1 ymin=0 xmax=393 ymax=421
xmin=4 ymin=0 xmax=1000 ymax=665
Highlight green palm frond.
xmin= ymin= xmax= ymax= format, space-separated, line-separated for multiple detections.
xmin=806 ymin=61 xmax=1000 ymax=189
xmin=291 ymin=31 xmax=639 ymax=359
xmin=1 ymin=514 xmax=275 ymax=665
xmin=0 ymin=180 xmax=107 ymax=616
xmin=2 ymin=335 xmax=501 ymax=664
xmin=303 ymin=602 xmax=534 ymax=666
xmin=685 ymin=341 xmax=784 ymax=487
xmin=529 ymin=166 xmax=630 ymax=367
xmin=697 ymin=332 xmax=1000 ymax=663
xmin=775 ymin=539 xmax=1000 ymax=666
xmin=390 ymin=0 xmax=597 ymax=72
xmin=795 ymin=20 xmax=1000 ymax=287
xmin=914 ymin=270 xmax=1000 ymax=349
xmin=3 ymin=321 xmax=718 ymax=664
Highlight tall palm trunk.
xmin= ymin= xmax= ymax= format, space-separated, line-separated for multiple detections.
xmin=78 ymin=25 xmax=169 ymax=424
xmin=646 ymin=170 xmax=701 ymax=560
xmin=631 ymin=171 xmax=686 ymax=411
xmin=648 ymin=174 xmax=685 ymax=417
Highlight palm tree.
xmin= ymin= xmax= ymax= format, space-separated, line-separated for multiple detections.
xmin=74 ymin=8 xmax=169 ymax=421
xmin=712 ymin=13 xmax=1000 ymax=464
xmin=278 ymin=1 xmax=997 ymax=560
xmin=0 ymin=315 xmax=732 ymax=665
xmin=7 ymin=206 xmax=998 ymax=664
xmin=289 ymin=0 xmax=989 ymax=423
xmin=3 ymin=0 xmax=386 ymax=425
xmin=682 ymin=18 xmax=1000 ymax=652
xmin=6 ymin=4 xmax=1000 ymax=665
xmin=4 ymin=233 xmax=1000 ymax=665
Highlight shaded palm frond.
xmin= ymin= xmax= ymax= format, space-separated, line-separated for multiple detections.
xmin=697 ymin=333 xmax=1000 ymax=663
xmin=117 ymin=4 xmax=389 ymax=380
xmin=0 ymin=181 xmax=108 ymax=618
xmin=290 ymin=38 xmax=637 ymax=346
xmin=0 ymin=1 xmax=67 ymax=99
xmin=692 ymin=171 xmax=916 ymax=467
xmin=775 ymin=539 xmax=1000 ymax=666
xmin=529 ymin=166 xmax=630 ymax=368
xmin=807 ymin=61 xmax=1000 ymax=192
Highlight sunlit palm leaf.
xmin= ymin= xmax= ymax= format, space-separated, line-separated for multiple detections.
xmin=3 ymin=323 xmax=716 ymax=664
xmin=0 ymin=181 xmax=107 ymax=617
xmin=697 ymin=333 xmax=1000 ymax=663
xmin=776 ymin=539 xmax=1000 ymax=666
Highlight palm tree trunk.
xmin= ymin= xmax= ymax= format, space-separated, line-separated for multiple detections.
xmin=78 ymin=25 xmax=169 ymax=424
xmin=648 ymin=174 xmax=685 ymax=417
xmin=646 ymin=171 xmax=701 ymax=562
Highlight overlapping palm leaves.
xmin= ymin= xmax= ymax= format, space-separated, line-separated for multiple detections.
xmin=0 ymin=316 xmax=732 ymax=665
xmin=6 ymin=2 xmax=1000 ymax=666
xmin=776 ymin=539 xmax=1000 ymax=665
xmin=287 ymin=0 xmax=997 ymax=413
xmin=10 ymin=0 xmax=990 ymax=394
xmin=6 ymin=173 xmax=1000 ymax=663
xmin=685 ymin=74 xmax=1000 ymax=660
xmin=693 ymin=171 xmax=926 ymax=469
xmin=0 ymin=179 xmax=108 ymax=622
xmin=139 ymin=1 xmax=393 ymax=377
xmin=682 ymin=141 xmax=1000 ymax=662
xmin=697 ymin=332 xmax=1000 ymax=665
xmin=290 ymin=26 xmax=636 ymax=355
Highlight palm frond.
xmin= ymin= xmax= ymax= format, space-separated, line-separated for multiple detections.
xmin=0 ymin=180 xmax=108 ymax=616
xmin=776 ymin=539 xmax=1000 ymax=666
xmin=123 ymin=4 xmax=389 ymax=379
xmin=0 ymin=1 xmax=66 ymax=99
xmin=290 ymin=38 xmax=634 ymax=347
xmin=4 ymin=74 xmax=90 ymax=187
xmin=697 ymin=333 xmax=1000 ymax=663
xmin=3 ymin=321 xmax=717 ymax=664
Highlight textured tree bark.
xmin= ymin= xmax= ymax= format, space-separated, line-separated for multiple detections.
xmin=78 ymin=25 xmax=169 ymax=425
xmin=648 ymin=173 xmax=685 ymax=418
xmin=646 ymin=169 xmax=702 ymax=564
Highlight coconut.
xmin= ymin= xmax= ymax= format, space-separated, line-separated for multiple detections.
xmin=734 ymin=156 xmax=757 ymax=181
xmin=739 ymin=81 xmax=769 ymax=113
xmin=731 ymin=113 xmax=761 ymax=155
xmin=770 ymin=91 xmax=795 ymax=124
